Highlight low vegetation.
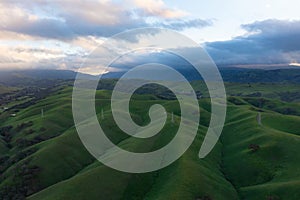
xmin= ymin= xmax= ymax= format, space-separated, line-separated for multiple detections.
xmin=0 ymin=78 xmax=299 ymax=199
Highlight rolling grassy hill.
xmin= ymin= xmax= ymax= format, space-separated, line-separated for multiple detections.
xmin=0 ymin=83 xmax=300 ymax=200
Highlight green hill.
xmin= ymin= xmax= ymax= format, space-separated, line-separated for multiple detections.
xmin=0 ymin=84 xmax=300 ymax=200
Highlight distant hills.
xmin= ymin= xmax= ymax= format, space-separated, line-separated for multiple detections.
xmin=0 ymin=70 xmax=94 ymax=87
xmin=1 ymin=67 xmax=300 ymax=87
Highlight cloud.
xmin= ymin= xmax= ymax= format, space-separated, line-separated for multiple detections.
xmin=0 ymin=0 xmax=213 ymax=71
xmin=0 ymin=1 xmax=144 ymax=39
xmin=290 ymin=62 xmax=300 ymax=67
xmin=131 ymin=0 xmax=188 ymax=18
xmin=156 ymin=19 xmax=213 ymax=31
xmin=0 ymin=39 xmax=87 ymax=71
xmin=0 ymin=0 xmax=210 ymax=40
xmin=205 ymin=19 xmax=300 ymax=65
xmin=241 ymin=19 xmax=300 ymax=52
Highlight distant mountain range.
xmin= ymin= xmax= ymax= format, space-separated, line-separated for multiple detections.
xmin=0 ymin=70 xmax=94 ymax=87
xmin=1 ymin=67 xmax=300 ymax=87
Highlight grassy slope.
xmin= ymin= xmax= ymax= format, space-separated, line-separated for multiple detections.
xmin=26 ymin=89 xmax=237 ymax=200
xmin=221 ymin=100 xmax=300 ymax=200
xmin=0 ymin=88 xmax=79 ymax=192
xmin=1 ymin=85 xmax=300 ymax=199
xmin=191 ymin=81 xmax=300 ymax=101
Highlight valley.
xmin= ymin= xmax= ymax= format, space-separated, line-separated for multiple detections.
xmin=0 ymin=76 xmax=299 ymax=200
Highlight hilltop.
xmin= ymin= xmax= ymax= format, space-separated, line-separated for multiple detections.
xmin=0 ymin=79 xmax=299 ymax=199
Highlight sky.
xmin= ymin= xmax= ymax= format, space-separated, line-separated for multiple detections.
xmin=1 ymin=0 xmax=300 ymax=74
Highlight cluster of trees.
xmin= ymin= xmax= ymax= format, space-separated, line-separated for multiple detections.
xmin=15 ymin=134 xmax=54 ymax=149
xmin=16 ymin=121 xmax=34 ymax=132
xmin=0 ymin=159 xmax=41 ymax=200
xmin=278 ymin=91 xmax=300 ymax=102
xmin=0 ymin=148 xmax=37 ymax=173
xmin=0 ymin=122 xmax=42 ymax=199
xmin=0 ymin=125 xmax=13 ymax=146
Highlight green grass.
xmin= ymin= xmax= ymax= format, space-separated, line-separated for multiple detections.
xmin=1 ymin=84 xmax=300 ymax=199
xmin=221 ymin=104 xmax=300 ymax=199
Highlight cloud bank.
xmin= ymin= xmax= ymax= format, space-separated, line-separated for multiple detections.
xmin=0 ymin=0 xmax=214 ymax=72
xmin=0 ymin=0 xmax=210 ymax=39
xmin=1 ymin=1 xmax=300 ymax=73
xmin=206 ymin=19 xmax=300 ymax=66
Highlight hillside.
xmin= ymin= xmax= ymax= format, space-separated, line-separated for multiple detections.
xmin=0 ymin=82 xmax=299 ymax=199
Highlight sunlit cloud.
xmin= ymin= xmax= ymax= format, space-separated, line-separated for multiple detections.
xmin=289 ymin=62 xmax=300 ymax=67
xmin=131 ymin=0 xmax=188 ymax=18
xmin=0 ymin=0 xmax=214 ymax=71
xmin=1 ymin=0 xmax=300 ymax=72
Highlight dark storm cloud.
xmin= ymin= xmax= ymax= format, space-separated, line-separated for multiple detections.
xmin=242 ymin=19 xmax=300 ymax=52
xmin=206 ymin=19 xmax=300 ymax=65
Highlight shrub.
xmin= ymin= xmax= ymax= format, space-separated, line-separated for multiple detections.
xmin=248 ymin=144 xmax=260 ymax=153
xmin=266 ymin=195 xmax=280 ymax=200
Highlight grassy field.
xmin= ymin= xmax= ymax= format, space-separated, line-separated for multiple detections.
xmin=0 ymin=83 xmax=300 ymax=199
xmin=0 ymin=85 xmax=18 ymax=95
